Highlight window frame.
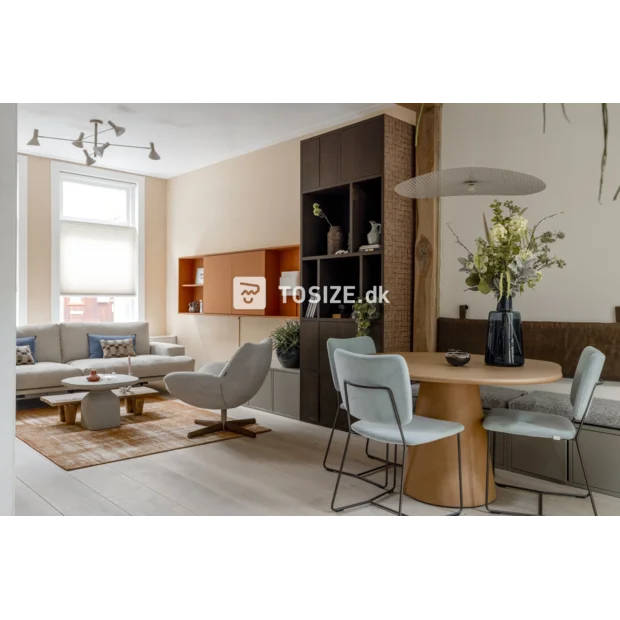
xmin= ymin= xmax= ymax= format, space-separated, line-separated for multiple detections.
xmin=50 ymin=161 xmax=145 ymax=323
xmin=17 ymin=154 xmax=28 ymax=325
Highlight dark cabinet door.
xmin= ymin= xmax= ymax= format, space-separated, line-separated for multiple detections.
xmin=301 ymin=371 xmax=319 ymax=424
xmin=319 ymin=133 xmax=340 ymax=188
xmin=301 ymin=138 xmax=320 ymax=192
xmin=300 ymin=320 xmax=319 ymax=371
xmin=319 ymin=321 xmax=339 ymax=373
xmin=337 ymin=321 xmax=357 ymax=340
xmin=340 ymin=117 xmax=384 ymax=182
xmin=319 ymin=371 xmax=340 ymax=428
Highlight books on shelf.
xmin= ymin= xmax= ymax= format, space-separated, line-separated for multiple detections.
xmin=305 ymin=300 xmax=318 ymax=318
xmin=358 ymin=244 xmax=381 ymax=253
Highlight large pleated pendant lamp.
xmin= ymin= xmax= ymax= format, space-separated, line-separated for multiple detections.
xmin=395 ymin=166 xmax=546 ymax=199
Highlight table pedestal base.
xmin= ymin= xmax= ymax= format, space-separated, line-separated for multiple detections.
xmin=404 ymin=382 xmax=495 ymax=508
xmin=81 ymin=391 xmax=122 ymax=430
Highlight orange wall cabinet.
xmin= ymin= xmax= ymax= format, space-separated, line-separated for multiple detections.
xmin=178 ymin=245 xmax=300 ymax=319
xmin=203 ymin=254 xmax=232 ymax=315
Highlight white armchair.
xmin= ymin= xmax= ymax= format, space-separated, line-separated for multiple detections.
xmin=164 ymin=339 xmax=273 ymax=439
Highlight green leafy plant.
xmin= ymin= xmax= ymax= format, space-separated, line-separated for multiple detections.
xmin=352 ymin=299 xmax=381 ymax=337
xmin=544 ymin=103 xmax=617 ymax=202
xmin=270 ymin=320 xmax=300 ymax=353
xmin=448 ymin=200 xmax=566 ymax=299
xmin=313 ymin=203 xmax=333 ymax=228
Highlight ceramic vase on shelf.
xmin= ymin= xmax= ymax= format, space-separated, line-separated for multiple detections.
xmin=367 ymin=221 xmax=382 ymax=245
xmin=485 ymin=296 xmax=524 ymax=367
xmin=327 ymin=226 xmax=344 ymax=255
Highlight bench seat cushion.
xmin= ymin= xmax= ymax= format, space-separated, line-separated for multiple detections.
xmin=411 ymin=384 xmax=525 ymax=409
xmin=16 ymin=362 xmax=82 ymax=392
xmin=508 ymin=390 xmax=620 ymax=431
xmin=68 ymin=355 xmax=195 ymax=379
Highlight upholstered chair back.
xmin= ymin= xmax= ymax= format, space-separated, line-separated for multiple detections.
xmin=327 ymin=336 xmax=376 ymax=393
xmin=570 ymin=346 xmax=606 ymax=422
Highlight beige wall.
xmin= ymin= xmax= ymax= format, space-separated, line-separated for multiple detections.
xmin=23 ymin=155 xmax=168 ymax=334
xmin=166 ymin=105 xmax=415 ymax=368
xmin=440 ymin=103 xmax=620 ymax=323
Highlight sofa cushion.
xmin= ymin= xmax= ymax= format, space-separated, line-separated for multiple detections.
xmin=410 ymin=383 xmax=525 ymax=409
xmin=16 ymin=362 xmax=82 ymax=392
xmin=16 ymin=345 xmax=35 ymax=366
xmin=16 ymin=324 xmax=62 ymax=363
xmin=60 ymin=322 xmax=150 ymax=362
xmin=17 ymin=336 xmax=37 ymax=362
xmin=88 ymin=333 xmax=137 ymax=359
xmin=68 ymin=355 xmax=195 ymax=378
xmin=508 ymin=390 xmax=620 ymax=431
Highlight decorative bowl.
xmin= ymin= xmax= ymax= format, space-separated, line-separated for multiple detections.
xmin=445 ymin=349 xmax=471 ymax=367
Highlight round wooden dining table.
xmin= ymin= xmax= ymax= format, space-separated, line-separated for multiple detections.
xmin=398 ymin=352 xmax=562 ymax=508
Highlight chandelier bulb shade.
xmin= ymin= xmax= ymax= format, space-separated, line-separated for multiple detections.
xmin=26 ymin=118 xmax=160 ymax=167
xmin=71 ymin=132 xmax=85 ymax=149
xmin=83 ymin=150 xmax=96 ymax=167
xmin=27 ymin=129 xmax=40 ymax=146
xmin=148 ymin=142 xmax=161 ymax=160
xmin=394 ymin=167 xmax=546 ymax=199
xmin=108 ymin=121 xmax=126 ymax=137
xmin=94 ymin=142 xmax=110 ymax=158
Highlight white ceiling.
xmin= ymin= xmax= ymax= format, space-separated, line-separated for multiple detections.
xmin=18 ymin=103 xmax=388 ymax=179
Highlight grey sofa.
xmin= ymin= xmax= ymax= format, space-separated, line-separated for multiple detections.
xmin=16 ymin=322 xmax=194 ymax=397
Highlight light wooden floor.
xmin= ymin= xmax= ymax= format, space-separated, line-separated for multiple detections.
xmin=14 ymin=402 xmax=620 ymax=516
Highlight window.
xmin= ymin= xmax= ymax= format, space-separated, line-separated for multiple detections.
xmin=51 ymin=163 xmax=145 ymax=323
xmin=17 ymin=155 xmax=28 ymax=325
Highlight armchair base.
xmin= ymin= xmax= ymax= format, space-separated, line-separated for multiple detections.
xmin=187 ymin=409 xmax=257 ymax=439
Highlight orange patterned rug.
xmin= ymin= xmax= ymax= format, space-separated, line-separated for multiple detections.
xmin=16 ymin=397 xmax=271 ymax=471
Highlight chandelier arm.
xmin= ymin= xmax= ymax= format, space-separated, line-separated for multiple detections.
xmin=38 ymin=135 xmax=75 ymax=142
xmin=83 ymin=127 xmax=114 ymax=141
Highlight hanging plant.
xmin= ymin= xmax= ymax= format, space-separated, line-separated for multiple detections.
xmin=543 ymin=103 xmax=616 ymax=202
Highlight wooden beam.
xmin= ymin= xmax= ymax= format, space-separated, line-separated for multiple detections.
xmin=412 ymin=105 xmax=441 ymax=352
xmin=397 ymin=103 xmax=439 ymax=116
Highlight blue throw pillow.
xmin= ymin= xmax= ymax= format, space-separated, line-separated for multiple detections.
xmin=16 ymin=336 xmax=37 ymax=363
xmin=88 ymin=334 xmax=137 ymax=359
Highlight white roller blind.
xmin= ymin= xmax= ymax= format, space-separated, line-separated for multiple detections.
xmin=59 ymin=220 xmax=137 ymax=296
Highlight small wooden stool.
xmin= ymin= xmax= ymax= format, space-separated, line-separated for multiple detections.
xmin=41 ymin=393 xmax=87 ymax=425
xmin=115 ymin=387 xmax=158 ymax=415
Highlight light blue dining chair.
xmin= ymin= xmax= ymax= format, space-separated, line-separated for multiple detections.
xmin=325 ymin=336 xmax=408 ymax=489
xmin=331 ymin=349 xmax=465 ymax=516
xmin=483 ymin=346 xmax=605 ymax=516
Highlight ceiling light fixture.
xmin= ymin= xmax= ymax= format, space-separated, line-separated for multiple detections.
xmin=25 ymin=118 xmax=161 ymax=168
xmin=395 ymin=167 xmax=547 ymax=199
xmin=71 ymin=132 xmax=85 ymax=148
xmin=27 ymin=129 xmax=40 ymax=146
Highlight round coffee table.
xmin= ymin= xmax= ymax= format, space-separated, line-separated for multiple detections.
xmin=62 ymin=374 xmax=139 ymax=430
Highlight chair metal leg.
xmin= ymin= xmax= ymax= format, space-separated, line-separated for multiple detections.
xmin=323 ymin=401 xmax=398 ymax=490
xmin=484 ymin=434 xmax=597 ymax=516
xmin=446 ymin=434 xmax=464 ymax=516
xmin=484 ymin=431 xmax=536 ymax=515
xmin=331 ymin=430 xmax=395 ymax=513
xmin=576 ymin=437 xmax=598 ymax=516
xmin=365 ymin=440 xmax=401 ymax=469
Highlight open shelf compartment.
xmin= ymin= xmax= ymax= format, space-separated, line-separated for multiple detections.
xmin=302 ymin=184 xmax=350 ymax=258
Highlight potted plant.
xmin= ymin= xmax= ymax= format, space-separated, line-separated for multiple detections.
xmin=448 ymin=200 xmax=566 ymax=366
xmin=352 ymin=299 xmax=381 ymax=337
xmin=313 ymin=203 xmax=344 ymax=255
xmin=271 ymin=320 xmax=300 ymax=369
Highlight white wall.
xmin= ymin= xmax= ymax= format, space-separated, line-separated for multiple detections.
xmin=440 ymin=103 xmax=620 ymax=322
xmin=0 ymin=104 xmax=17 ymax=515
